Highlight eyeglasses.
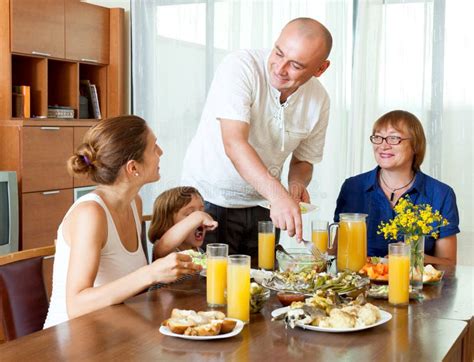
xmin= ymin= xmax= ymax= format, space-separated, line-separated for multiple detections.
xmin=369 ymin=135 xmax=411 ymax=145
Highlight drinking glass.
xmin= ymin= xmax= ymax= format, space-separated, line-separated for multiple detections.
xmin=227 ymin=255 xmax=251 ymax=323
xmin=311 ymin=220 xmax=329 ymax=253
xmin=206 ymin=243 xmax=228 ymax=307
xmin=388 ymin=242 xmax=410 ymax=306
xmin=258 ymin=221 xmax=275 ymax=270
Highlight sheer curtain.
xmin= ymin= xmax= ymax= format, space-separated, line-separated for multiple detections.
xmin=132 ymin=0 xmax=353 ymax=248
xmin=132 ymin=0 xmax=473 ymax=263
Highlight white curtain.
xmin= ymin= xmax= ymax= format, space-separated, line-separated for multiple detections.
xmin=132 ymin=0 xmax=473 ymax=263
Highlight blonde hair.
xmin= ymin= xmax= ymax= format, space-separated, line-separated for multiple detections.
xmin=148 ymin=186 xmax=203 ymax=243
xmin=68 ymin=115 xmax=149 ymax=184
xmin=372 ymin=110 xmax=426 ymax=172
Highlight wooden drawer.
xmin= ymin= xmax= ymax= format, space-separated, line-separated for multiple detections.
xmin=10 ymin=0 xmax=65 ymax=58
xmin=22 ymin=189 xmax=72 ymax=250
xmin=65 ymin=0 xmax=110 ymax=64
xmin=22 ymin=126 xmax=73 ymax=192
xmin=73 ymin=126 xmax=95 ymax=187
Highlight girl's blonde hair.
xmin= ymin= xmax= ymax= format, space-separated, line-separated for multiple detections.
xmin=148 ymin=186 xmax=203 ymax=243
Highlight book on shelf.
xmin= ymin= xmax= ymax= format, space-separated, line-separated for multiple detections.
xmin=89 ymin=84 xmax=102 ymax=119
xmin=12 ymin=85 xmax=30 ymax=118
xmin=80 ymin=80 xmax=101 ymax=119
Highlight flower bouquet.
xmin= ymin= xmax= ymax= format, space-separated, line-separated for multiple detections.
xmin=378 ymin=195 xmax=449 ymax=290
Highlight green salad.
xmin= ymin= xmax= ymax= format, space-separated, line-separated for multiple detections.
xmin=180 ymin=249 xmax=207 ymax=268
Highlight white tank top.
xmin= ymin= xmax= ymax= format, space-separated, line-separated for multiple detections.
xmin=44 ymin=193 xmax=147 ymax=328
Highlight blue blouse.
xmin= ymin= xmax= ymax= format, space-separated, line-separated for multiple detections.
xmin=334 ymin=167 xmax=460 ymax=257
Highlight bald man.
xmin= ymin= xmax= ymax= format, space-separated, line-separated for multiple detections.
xmin=181 ymin=18 xmax=332 ymax=259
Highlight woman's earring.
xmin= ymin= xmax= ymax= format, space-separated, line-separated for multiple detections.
xmin=134 ymin=172 xmax=139 ymax=176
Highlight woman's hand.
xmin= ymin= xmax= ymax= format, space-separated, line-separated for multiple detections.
xmin=149 ymin=252 xmax=202 ymax=284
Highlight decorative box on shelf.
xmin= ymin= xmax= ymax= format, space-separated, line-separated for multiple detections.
xmin=47 ymin=106 xmax=75 ymax=119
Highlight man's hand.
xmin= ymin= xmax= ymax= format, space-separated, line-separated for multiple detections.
xmin=269 ymin=195 xmax=303 ymax=240
xmin=288 ymin=181 xmax=311 ymax=203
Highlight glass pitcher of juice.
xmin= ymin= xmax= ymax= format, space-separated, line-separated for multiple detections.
xmin=329 ymin=213 xmax=368 ymax=272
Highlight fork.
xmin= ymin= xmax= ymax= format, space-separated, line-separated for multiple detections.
xmin=301 ymin=239 xmax=325 ymax=259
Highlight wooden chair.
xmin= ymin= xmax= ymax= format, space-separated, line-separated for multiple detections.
xmin=0 ymin=245 xmax=55 ymax=342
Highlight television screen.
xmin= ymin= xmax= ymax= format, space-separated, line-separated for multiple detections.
xmin=0 ymin=171 xmax=19 ymax=255
xmin=0 ymin=182 xmax=8 ymax=246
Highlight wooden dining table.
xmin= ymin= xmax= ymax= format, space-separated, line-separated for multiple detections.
xmin=0 ymin=265 xmax=472 ymax=361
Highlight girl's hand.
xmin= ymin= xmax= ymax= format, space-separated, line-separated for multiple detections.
xmin=149 ymin=252 xmax=202 ymax=284
xmin=195 ymin=211 xmax=218 ymax=231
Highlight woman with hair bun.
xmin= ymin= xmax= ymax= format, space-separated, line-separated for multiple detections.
xmin=44 ymin=115 xmax=201 ymax=328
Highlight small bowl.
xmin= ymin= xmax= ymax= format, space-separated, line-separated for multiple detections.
xmin=276 ymin=248 xmax=326 ymax=274
xmin=250 ymin=286 xmax=271 ymax=313
xmin=277 ymin=292 xmax=306 ymax=307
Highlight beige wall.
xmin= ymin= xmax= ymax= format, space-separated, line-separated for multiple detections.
xmin=83 ymin=0 xmax=131 ymax=114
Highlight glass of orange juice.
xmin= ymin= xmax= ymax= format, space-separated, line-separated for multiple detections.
xmin=311 ymin=220 xmax=329 ymax=253
xmin=258 ymin=221 xmax=275 ymax=270
xmin=227 ymin=255 xmax=250 ymax=323
xmin=206 ymin=243 xmax=228 ymax=307
xmin=388 ymin=242 xmax=410 ymax=306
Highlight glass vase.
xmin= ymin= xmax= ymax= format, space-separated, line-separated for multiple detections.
xmin=404 ymin=235 xmax=425 ymax=291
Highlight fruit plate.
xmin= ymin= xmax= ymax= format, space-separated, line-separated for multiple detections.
xmin=271 ymin=307 xmax=392 ymax=333
xmin=159 ymin=319 xmax=244 ymax=340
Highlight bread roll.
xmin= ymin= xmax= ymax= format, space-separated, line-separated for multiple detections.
xmin=220 ymin=319 xmax=237 ymax=334
xmin=184 ymin=320 xmax=223 ymax=336
xmin=197 ymin=311 xmax=226 ymax=320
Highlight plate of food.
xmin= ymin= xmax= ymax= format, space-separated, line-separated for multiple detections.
xmin=359 ymin=257 xmax=389 ymax=283
xmin=367 ymin=285 xmax=423 ymax=300
xmin=271 ymin=290 xmax=391 ymax=333
xmin=258 ymin=202 xmax=318 ymax=214
xmin=422 ymin=265 xmax=445 ymax=284
xmin=262 ymin=270 xmax=370 ymax=297
xmin=160 ymin=309 xmax=244 ymax=340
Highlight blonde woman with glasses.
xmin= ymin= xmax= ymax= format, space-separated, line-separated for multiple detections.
xmin=334 ymin=110 xmax=459 ymax=265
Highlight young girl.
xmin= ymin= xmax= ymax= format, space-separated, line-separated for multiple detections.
xmin=148 ymin=186 xmax=218 ymax=260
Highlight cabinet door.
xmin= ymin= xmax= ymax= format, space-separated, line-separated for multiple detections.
xmin=65 ymin=0 xmax=110 ymax=64
xmin=22 ymin=126 xmax=73 ymax=193
xmin=10 ymin=0 xmax=65 ymax=58
xmin=22 ymin=189 xmax=72 ymax=250
xmin=73 ymin=126 xmax=95 ymax=187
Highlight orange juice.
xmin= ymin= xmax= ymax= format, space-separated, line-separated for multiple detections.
xmin=227 ymin=263 xmax=250 ymax=323
xmin=258 ymin=232 xmax=275 ymax=270
xmin=207 ymin=257 xmax=227 ymax=306
xmin=389 ymin=255 xmax=410 ymax=305
xmin=337 ymin=220 xmax=367 ymax=272
xmin=312 ymin=230 xmax=328 ymax=253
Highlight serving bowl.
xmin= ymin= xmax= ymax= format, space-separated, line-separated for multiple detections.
xmin=250 ymin=283 xmax=271 ymax=313
xmin=276 ymin=248 xmax=327 ymax=274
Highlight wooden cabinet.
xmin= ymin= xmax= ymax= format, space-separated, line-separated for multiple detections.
xmin=10 ymin=0 xmax=65 ymax=58
xmin=22 ymin=189 xmax=72 ymax=249
xmin=0 ymin=120 xmax=98 ymax=250
xmin=22 ymin=126 xmax=73 ymax=192
xmin=0 ymin=0 xmax=124 ymax=251
xmin=65 ymin=0 xmax=110 ymax=64
xmin=0 ymin=0 xmax=124 ymax=121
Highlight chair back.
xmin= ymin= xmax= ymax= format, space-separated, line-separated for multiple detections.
xmin=0 ymin=245 xmax=54 ymax=341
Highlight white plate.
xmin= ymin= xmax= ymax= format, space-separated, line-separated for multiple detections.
xmin=159 ymin=319 xmax=244 ymax=340
xmin=271 ymin=307 xmax=392 ymax=333
xmin=258 ymin=202 xmax=318 ymax=214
